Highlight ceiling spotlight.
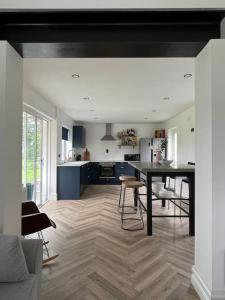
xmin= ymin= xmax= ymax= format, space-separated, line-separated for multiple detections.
xmin=152 ymin=109 xmax=157 ymax=113
xmin=184 ymin=73 xmax=192 ymax=79
xmin=83 ymin=97 xmax=90 ymax=100
xmin=163 ymin=97 xmax=170 ymax=100
xmin=72 ymin=73 xmax=80 ymax=78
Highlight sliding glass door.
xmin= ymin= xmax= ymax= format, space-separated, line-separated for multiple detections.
xmin=22 ymin=111 xmax=49 ymax=206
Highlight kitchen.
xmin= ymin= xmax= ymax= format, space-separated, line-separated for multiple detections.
xmin=0 ymin=6 xmax=225 ymax=300
xmin=20 ymin=56 xmax=197 ymax=299
xmin=57 ymin=124 xmax=169 ymax=200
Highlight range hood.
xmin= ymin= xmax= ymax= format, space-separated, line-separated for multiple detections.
xmin=101 ymin=123 xmax=116 ymax=141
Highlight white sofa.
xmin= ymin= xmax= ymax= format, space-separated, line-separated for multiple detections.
xmin=0 ymin=238 xmax=42 ymax=300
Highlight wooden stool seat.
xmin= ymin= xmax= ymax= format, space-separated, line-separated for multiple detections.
xmin=123 ymin=180 xmax=144 ymax=189
xmin=119 ymin=175 xmax=136 ymax=181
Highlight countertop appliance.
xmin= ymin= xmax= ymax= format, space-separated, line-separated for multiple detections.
xmin=124 ymin=154 xmax=140 ymax=161
xmin=99 ymin=162 xmax=116 ymax=178
xmin=139 ymin=138 xmax=167 ymax=162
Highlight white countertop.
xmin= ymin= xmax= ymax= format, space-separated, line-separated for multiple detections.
xmin=58 ymin=160 xmax=141 ymax=167
xmin=58 ymin=161 xmax=90 ymax=167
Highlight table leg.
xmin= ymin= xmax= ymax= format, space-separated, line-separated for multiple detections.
xmin=146 ymin=172 xmax=153 ymax=235
xmin=189 ymin=173 xmax=195 ymax=236
xmin=161 ymin=176 xmax=166 ymax=207
xmin=134 ymin=169 xmax=139 ymax=207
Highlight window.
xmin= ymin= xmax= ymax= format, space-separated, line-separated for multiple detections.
xmin=22 ymin=110 xmax=50 ymax=205
xmin=168 ymin=127 xmax=178 ymax=163
xmin=61 ymin=127 xmax=72 ymax=161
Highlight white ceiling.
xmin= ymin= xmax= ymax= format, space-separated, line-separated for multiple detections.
xmin=23 ymin=58 xmax=195 ymax=123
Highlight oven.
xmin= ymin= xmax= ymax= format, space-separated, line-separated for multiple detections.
xmin=124 ymin=154 xmax=140 ymax=161
xmin=99 ymin=162 xmax=116 ymax=178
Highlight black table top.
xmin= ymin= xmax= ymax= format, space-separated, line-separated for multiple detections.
xmin=128 ymin=161 xmax=195 ymax=175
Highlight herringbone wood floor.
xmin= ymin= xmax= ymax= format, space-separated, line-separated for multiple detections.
xmin=41 ymin=185 xmax=199 ymax=300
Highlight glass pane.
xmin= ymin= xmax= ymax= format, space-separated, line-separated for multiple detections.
xmin=42 ymin=120 xmax=48 ymax=203
xmin=22 ymin=112 xmax=27 ymax=186
xmin=26 ymin=113 xmax=36 ymax=201
xmin=35 ymin=118 xmax=42 ymax=206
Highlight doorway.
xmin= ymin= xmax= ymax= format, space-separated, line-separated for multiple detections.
xmin=22 ymin=109 xmax=50 ymax=206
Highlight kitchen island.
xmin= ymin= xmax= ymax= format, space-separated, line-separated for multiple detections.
xmin=129 ymin=162 xmax=195 ymax=236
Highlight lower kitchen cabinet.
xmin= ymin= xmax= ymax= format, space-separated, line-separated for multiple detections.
xmin=57 ymin=162 xmax=136 ymax=199
xmin=115 ymin=162 xmax=135 ymax=181
xmin=57 ymin=163 xmax=91 ymax=200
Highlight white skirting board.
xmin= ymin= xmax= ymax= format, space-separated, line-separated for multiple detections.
xmin=49 ymin=193 xmax=58 ymax=201
xmin=191 ymin=266 xmax=225 ymax=300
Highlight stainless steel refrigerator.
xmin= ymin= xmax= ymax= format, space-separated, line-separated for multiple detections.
xmin=139 ymin=138 xmax=167 ymax=162
xmin=139 ymin=138 xmax=167 ymax=182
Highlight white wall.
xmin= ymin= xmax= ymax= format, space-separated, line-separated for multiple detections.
xmin=0 ymin=42 xmax=23 ymax=234
xmin=192 ymin=39 xmax=225 ymax=300
xmin=164 ymin=105 xmax=195 ymax=164
xmin=84 ymin=122 xmax=163 ymax=161
xmin=56 ymin=108 xmax=74 ymax=161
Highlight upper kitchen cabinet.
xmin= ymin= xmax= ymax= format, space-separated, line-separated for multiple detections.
xmin=73 ymin=125 xmax=86 ymax=148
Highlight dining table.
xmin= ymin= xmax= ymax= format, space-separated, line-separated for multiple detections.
xmin=128 ymin=161 xmax=195 ymax=236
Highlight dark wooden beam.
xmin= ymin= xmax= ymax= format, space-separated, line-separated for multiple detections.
xmin=0 ymin=10 xmax=224 ymax=58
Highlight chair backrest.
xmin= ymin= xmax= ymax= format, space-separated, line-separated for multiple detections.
xmin=22 ymin=201 xmax=40 ymax=216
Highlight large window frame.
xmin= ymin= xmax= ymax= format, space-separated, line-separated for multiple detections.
xmin=22 ymin=106 xmax=51 ymax=206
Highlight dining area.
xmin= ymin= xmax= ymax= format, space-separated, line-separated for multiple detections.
xmin=118 ymin=161 xmax=195 ymax=237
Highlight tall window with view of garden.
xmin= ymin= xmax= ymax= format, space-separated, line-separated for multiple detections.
xmin=22 ymin=111 xmax=49 ymax=206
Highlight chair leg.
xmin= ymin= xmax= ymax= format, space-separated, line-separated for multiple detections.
xmin=121 ymin=188 xmax=144 ymax=231
xmin=118 ymin=183 xmax=123 ymax=208
xmin=39 ymin=231 xmax=59 ymax=265
xmin=121 ymin=187 xmax=126 ymax=225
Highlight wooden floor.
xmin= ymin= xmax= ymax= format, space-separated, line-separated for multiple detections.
xmin=41 ymin=185 xmax=199 ymax=300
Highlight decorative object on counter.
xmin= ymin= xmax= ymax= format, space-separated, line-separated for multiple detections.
xmin=154 ymin=129 xmax=166 ymax=138
xmin=153 ymin=138 xmax=167 ymax=163
xmin=83 ymin=148 xmax=90 ymax=161
xmin=155 ymin=150 xmax=162 ymax=163
xmin=76 ymin=154 xmax=82 ymax=161
xmin=117 ymin=128 xmax=138 ymax=148
xmin=159 ymin=139 xmax=167 ymax=154
xmin=159 ymin=159 xmax=173 ymax=166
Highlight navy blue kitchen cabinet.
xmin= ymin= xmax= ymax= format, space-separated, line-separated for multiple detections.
xmin=73 ymin=126 xmax=86 ymax=148
xmin=90 ymin=162 xmax=100 ymax=184
xmin=57 ymin=166 xmax=81 ymax=200
xmin=115 ymin=162 xmax=135 ymax=182
xmin=57 ymin=163 xmax=91 ymax=200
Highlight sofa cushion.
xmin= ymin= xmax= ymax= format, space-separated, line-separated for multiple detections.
xmin=0 ymin=234 xmax=29 ymax=282
xmin=0 ymin=274 xmax=39 ymax=300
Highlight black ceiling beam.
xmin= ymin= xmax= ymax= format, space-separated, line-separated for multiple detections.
xmin=0 ymin=10 xmax=224 ymax=58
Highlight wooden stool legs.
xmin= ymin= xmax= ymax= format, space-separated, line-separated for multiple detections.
xmin=121 ymin=186 xmax=144 ymax=231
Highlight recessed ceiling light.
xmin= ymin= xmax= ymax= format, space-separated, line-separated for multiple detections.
xmin=163 ymin=97 xmax=170 ymax=100
xmin=184 ymin=73 xmax=192 ymax=79
xmin=72 ymin=73 xmax=80 ymax=78
xmin=83 ymin=97 xmax=90 ymax=101
xmin=152 ymin=109 xmax=157 ymax=113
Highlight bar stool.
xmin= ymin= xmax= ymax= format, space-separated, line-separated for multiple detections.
xmin=118 ymin=175 xmax=136 ymax=209
xmin=121 ymin=180 xmax=145 ymax=231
